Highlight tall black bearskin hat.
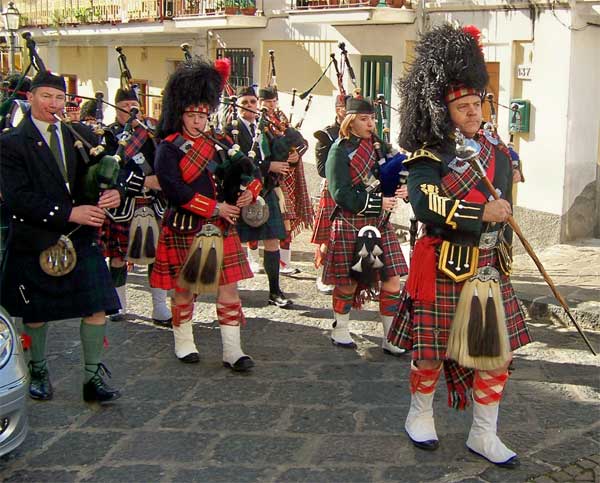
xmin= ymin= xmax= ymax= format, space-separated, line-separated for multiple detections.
xmin=115 ymin=88 xmax=139 ymax=104
xmin=156 ymin=58 xmax=230 ymax=139
xmin=346 ymin=88 xmax=374 ymax=115
xmin=398 ymin=24 xmax=489 ymax=152
xmin=31 ymin=70 xmax=66 ymax=92
xmin=258 ymin=86 xmax=277 ymax=100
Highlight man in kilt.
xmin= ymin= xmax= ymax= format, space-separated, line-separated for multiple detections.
xmin=388 ymin=24 xmax=531 ymax=467
xmin=259 ymin=86 xmax=313 ymax=276
xmin=226 ymin=86 xmax=294 ymax=308
xmin=0 ymin=71 xmax=122 ymax=403
xmin=311 ymin=94 xmax=348 ymax=294
xmin=101 ymin=88 xmax=172 ymax=326
xmin=323 ymin=93 xmax=408 ymax=355
xmin=150 ymin=60 xmax=259 ymax=371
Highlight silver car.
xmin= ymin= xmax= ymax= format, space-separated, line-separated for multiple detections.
xmin=0 ymin=305 xmax=28 ymax=456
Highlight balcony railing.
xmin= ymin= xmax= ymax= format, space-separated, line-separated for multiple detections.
xmin=290 ymin=0 xmax=404 ymax=9
xmin=11 ymin=0 xmax=259 ymax=28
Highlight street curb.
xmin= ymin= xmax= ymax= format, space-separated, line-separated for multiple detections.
xmin=517 ymin=293 xmax=600 ymax=332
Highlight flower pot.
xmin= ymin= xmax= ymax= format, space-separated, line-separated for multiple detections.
xmin=241 ymin=6 xmax=256 ymax=15
xmin=224 ymin=6 xmax=238 ymax=14
xmin=328 ymin=0 xmax=340 ymax=6
xmin=386 ymin=0 xmax=405 ymax=7
xmin=368 ymin=0 xmax=379 ymax=6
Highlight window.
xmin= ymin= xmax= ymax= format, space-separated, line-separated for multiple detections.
xmin=361 ymin=55 xmax=392 ymax=140
xmin=216 ymin=48 xmax=254 ymax=91
xmin=130 ymin=79 xmax=149 ymax=116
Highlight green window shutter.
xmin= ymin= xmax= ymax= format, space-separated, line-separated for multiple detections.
xmin=216 ymin=47 xmax=254 ymax=89
xmin=360 ymin=55 xmax=392 ymax=139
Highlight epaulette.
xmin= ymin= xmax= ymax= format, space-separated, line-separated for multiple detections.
xmin=403 ymin=147 xmax=442 ymax=166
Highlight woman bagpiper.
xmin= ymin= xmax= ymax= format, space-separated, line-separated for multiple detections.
xmin=150 ymin=60 xmax=260 ymax=371
xmin=322 ymin=92 xmax=408 ymax=355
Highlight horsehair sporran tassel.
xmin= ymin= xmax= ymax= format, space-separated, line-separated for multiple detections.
xmin=129 ymin=225 xmax=143 ymax=259
xmin=181 ymin=237 xmax=203 ymax=284
xmin=482 ymin=286 xmax=501 ymax=357
xmin=144 ymin=224 xmax=156 ymax=259
xmin=200 ymin=238 xmax=218 ymax=285
xmin=467 ymin=285 xmax=484 ymax=356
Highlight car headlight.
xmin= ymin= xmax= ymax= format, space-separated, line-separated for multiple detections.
xmin=0 ymin=316 xmax=14 ymax=369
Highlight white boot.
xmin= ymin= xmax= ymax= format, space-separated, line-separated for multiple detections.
xmin=381 ymin=315 xmax=406 ymax=356
xmin=405 ymin=362 xmax=439 ymax=450
xmin=173 ymin=321 xmax=199 ymax=362
xmin=280 ymin=247 xmax=300 ymax=275
xmin=247 ymin=246 xmax=263 ymax=274
xmin=220 ymin=325 xmax=254 ymax=372
xmin=151 ymin=288 xmax=172 ymax=325
xmin=466 ymin=401 xmax=518 ymax=466
xmin=315 ymin=268 xmax=334 ymax=294
xmin=110 ymin=285 xmax=127 ymax=321
xmin=331 ymin=312 xmax=356 ymax=348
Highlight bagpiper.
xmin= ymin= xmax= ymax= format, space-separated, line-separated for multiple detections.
xmin=323 ymin=92 xmax=408 ymax=355
xmin=388 ymin=24 xmax=531 ymax=468
xmin=311 ymin=94 xmax=348 ymax=294
xmin=101 ymin=88 xmax=172 ymax=326
xmin=150 ymin=59 xmax=258 ymax=371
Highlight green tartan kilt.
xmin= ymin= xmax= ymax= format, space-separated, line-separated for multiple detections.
xmin=236 ymin=190 xmax=286 ymax=242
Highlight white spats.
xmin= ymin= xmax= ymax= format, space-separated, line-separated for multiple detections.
xmin=381 ymin=315 xmax=406 ymax=355
xmin=172 ymin=322 xmax=198 ymax=360
xmin=220 ymin=324 xmax=250 ymax=366
xmin=115 ymin=285 xmax=127 ymax=315
xmin=405 ymin=363 xmax=440 ymax=448
xmin=150 ymin=287 xmax=172 ymax=321
xmin=466 ymin=401 xmax=517 ymax=464
xmin=331 ymin=312 xmax=356 ymax=347
xmin=247 ymin=246 xmax=263 ymax=274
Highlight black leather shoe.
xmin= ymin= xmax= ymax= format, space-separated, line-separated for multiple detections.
xmin=28 ymin=361 xmax=53 ymax=401
xmin=268 ymin=291 xmax=293 ymax=308
xmin=153 ymin=317 xmax=173 ymax=328
xmin=410 ymin=438 xmax=440 ymax=451
xmin=223 ymin=356 xmax=254 ymax=372
xmin=83 ymin=363 xmax=121 ymax=403
xmin=109 ymin=313 xmax=126 ymax=322
xmin=178 ymin=352 xmax=200 ymax=363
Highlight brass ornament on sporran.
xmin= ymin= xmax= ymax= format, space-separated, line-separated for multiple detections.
xmin=241 ymin=195 xmax=270 ymax=228
xmin=39 ymin=234 xmax=77 ymax=277
xmin=178 ymin=223 xmax=224 ymax=295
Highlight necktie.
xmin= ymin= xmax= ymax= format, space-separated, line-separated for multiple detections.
xmin=250 ymin=123 xmax=256 ymax=138
xmin=48 ymin=124 xmax=68 ymax=182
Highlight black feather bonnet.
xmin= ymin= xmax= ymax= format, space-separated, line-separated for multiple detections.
xmin=156 ymin=58 xmax=230 ymax=138
xmin=398 ymin=24 xmax=489 ymax=152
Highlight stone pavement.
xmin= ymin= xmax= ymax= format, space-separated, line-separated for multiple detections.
xmin=510 ymin=238 xmax=600 ymax=331
xmin=1 ymin=231 xmax=599 ymax=483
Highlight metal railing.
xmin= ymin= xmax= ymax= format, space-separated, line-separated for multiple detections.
xmin=290 ymin=0 xmax=387 ymax=9
xmin=9 ymin=0 xmax=259 ymax=27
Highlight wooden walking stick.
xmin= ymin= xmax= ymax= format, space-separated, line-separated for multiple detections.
xmin=455 ymin=129 xmax=597 ymax=356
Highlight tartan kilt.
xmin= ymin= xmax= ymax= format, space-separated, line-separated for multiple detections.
xmin=322 ymin=211 xmax=408 ymax=286
xmin=236 ymin=190 xmax=287 ymax=242
xmin=310 ymin=184 xmax=336 ymax=245
xmin=150 ymin=220 xmax=252 ymax=291
xmin=99 ymin=197 xmax=155 ymax=259
xmin=388 ymin=248 xmax=531 ymax=361
xmin=1 ymin=236 xmax=120 ymax=323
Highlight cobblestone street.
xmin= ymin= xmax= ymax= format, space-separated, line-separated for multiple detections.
xmin=1 ymin=232 xmax=599 ymax=483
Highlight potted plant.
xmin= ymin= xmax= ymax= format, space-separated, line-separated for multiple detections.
xmin=223 ymin=0 xmax=239 ymax=15
xmin=386 ymin=0 xmax=405 ymax=6
xmin=240 ymin=0 xmax=256 ymax=15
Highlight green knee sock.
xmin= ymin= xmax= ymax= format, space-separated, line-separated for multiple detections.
xmin=80 ymin=321 xmax=106 ymax=383
xmin=24 ymin=323 xmax=48 ymax=370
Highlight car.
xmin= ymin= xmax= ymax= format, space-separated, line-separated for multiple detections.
xmin=0 ymin=304 xmax=28 ymax=457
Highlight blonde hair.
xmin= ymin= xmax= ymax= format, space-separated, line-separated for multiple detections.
xmin=339 ymin=113 xmax=357 ymax=139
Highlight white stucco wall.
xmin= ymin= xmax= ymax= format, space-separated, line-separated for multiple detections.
xmin=563 ymin=13 xmax=600 ymax=212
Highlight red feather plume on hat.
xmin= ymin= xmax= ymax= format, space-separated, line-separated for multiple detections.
xmin=214 ymin=58 xmax=231 ymax=88
xmin=462 ymin=24 xmax=483 ymax=52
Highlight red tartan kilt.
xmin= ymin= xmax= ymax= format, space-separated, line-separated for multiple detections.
xmin=310 ymin=187 xmax=336 ymax=245
xmin=150 ymin=222 xmax=253 ymax=291
xmin=322 ymin=212 xmax=408 ymax=286
xmin=389 ymin=249 xmax=531 ymax=361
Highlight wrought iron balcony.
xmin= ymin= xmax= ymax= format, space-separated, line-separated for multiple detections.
xmin=289 ymin=0 xmax=408 ymax=9
xmin=9 ymin=0 xmax=260 ymax=28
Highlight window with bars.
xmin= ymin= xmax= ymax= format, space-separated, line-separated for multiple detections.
xmin=216 ymin=48 xmax=254 ymax=91
xmin=360 ymin=55 xmax=392 ymax=139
